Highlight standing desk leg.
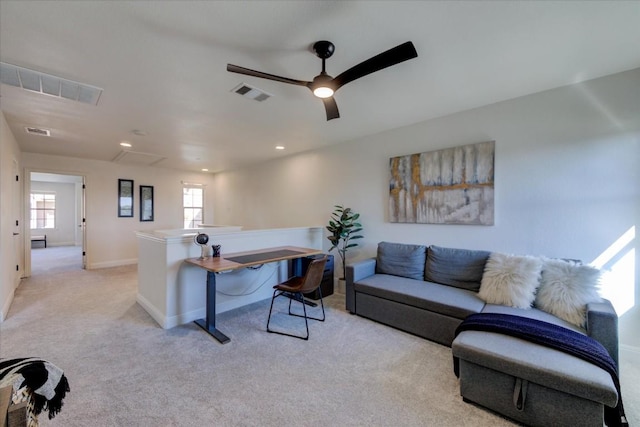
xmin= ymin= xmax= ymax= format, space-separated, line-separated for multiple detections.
xmin=194 ymin=271 xmax=231 ymax=344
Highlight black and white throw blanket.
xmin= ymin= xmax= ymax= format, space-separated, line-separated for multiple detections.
xmin=454 ymin=313 xmax=627 ymax=427
xmin=0 ymin=357 xmax=70 ymax=419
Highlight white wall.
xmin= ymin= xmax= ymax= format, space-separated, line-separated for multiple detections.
xmin=30 ymin=180 xmax=77 ymax=246
xmin=212 ymin=69 xmax=640 ymax=348
xmin=21 ymin=154 xmax=216 ymax=269
xmin=0 ymin=112 xmax=23 ymax=321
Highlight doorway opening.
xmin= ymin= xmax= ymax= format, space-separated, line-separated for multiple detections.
xmin=26 ymin=171 xmax=86 ymax=276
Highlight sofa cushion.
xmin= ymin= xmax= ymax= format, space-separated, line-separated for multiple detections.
xmin=452 ymin=331 xmax=618 ymax=407
xmin=354 ymin=274 xmax=485 ymax=319
xmin=478 ymin=252 xmax=542 ymax=309
xmin=425 ymin=245 xmax=490 ymax=291
xmin=375 ymin=242 xmax=427 ymax=280
xmin=534 ymin=258 xmax=602 ymax=328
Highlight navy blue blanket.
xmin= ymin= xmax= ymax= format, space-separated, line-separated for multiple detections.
xmin=454 ymin=313 xmax=627 ymax=427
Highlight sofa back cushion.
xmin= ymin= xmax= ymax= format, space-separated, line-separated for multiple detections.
xmin=425 ymin=245 xmax=490 ymax=291
xmin=376 ymin=242 xmax=427 ymax=280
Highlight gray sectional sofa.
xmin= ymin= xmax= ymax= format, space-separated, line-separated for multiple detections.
xmin=345 ymin=242 xmax=621 ymax=427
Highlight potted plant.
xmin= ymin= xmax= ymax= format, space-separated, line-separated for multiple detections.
xmin=327 ymin=205 xmax=364 ymax=280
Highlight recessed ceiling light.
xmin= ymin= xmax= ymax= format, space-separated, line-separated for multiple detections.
xmin=201 ymin=168 xmax=209 ymax=172
xmin=275 ymin=145 xmax=285 ymax=150
xmin=120 ymin=141 xmax=132 ymax=148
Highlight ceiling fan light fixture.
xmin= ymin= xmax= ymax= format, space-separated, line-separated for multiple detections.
xmin=313 ymin=86 xmax=334 ymax=98
xmin=311 ymin=72 xmax=334 ymax=98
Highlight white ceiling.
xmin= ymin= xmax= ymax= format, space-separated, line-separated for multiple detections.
xmin=1 ymin=1 xmax=639 ymax=173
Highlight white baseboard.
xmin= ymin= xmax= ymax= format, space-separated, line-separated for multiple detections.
xmin=217 ymin=292 xmax=271 ymax=315
xmin=0 ymin=288 xmax=15 ymax=323
xmin=165 ymin=307 xmax=206 ymax=329
xmin=620 ymin=344 xmax=640 ymax=355
xmin=160 ymin=294 xmax=274 ymax=329
xmin=136 ymin=293 xmax=167 ymax=328
xmin=48 ymin=241 xmax=76 ymax=247
xmin=136 ymin=289 xmax=272 ymax=330
xmin=87 ymin=258 xmax=137 ymax=269
xmin=136 ymin=292 xmax=205 ymax=329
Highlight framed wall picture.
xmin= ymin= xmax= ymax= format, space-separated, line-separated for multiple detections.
xmin=389 ymin=141 xmax=495 ymax=225
xmin=118 ymin=179 xmax=134 ymax=217
xmin=140 ymin=185 xmax=154 ymax=222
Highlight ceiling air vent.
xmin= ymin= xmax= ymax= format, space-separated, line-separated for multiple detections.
xmin=25 ymin=127 xmax=51 ymax=137
xmin=231 ymin=83 xmax=272 ymax=102
xmin=0 ymin=62 xmax=103 ymax=106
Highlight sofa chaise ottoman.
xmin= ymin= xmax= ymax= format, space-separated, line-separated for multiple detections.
xmin=452 ymin=304 xmax=620 ymax=426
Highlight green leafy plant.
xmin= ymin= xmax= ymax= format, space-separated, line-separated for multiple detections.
xmin=327 ymin=205 xmax=364 ymax=279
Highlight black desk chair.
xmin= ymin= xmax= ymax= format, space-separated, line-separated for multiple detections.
xmin=266 ymin=256 xmax=328 ymax=340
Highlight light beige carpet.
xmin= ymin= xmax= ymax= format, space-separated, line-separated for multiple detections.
xmin=30 ymin=245 xmax=83 ymax=274
xmin=1 ymin=258 xmax=638 ymax=426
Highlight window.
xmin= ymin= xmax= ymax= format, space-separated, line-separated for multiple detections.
xmin=183 ymin=186 xmax=204 ymax=228
xmin=30 ymin=192 xmax=56 ymax=229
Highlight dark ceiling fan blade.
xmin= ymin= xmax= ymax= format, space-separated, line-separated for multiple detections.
xmin=331 ymin=41 xmax=417 ymax=90
xmin=322 ymin=97 xmax=340 ymax=121
xmin=227 ymin=64 xmax=311 ymax=87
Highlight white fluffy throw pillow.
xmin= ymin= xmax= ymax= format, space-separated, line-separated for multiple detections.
xmin=535 ymin=258 xmax=602 ymax=328
xmin=479 ymin=252 xmax=542 ymax=309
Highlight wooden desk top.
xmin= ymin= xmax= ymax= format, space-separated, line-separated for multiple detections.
xmin=184 ymin=245 xmax=323 ymax=273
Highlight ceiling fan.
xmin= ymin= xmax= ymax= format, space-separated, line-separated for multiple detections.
xmin=227 ymin=41 xmax=418 ymax=121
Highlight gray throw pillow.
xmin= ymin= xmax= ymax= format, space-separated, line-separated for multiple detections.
xmin=376 ymin=242 xmax=427 ymax=280
xmin=425 ymin=245 xmax=490 ymax=291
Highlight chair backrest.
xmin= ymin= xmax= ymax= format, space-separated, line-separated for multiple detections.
xmin=298 ymin=256 xmax=328 ymax=294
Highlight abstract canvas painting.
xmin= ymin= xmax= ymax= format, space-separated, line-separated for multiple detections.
xmin=389 ymin=141 xmax=494 ymax=225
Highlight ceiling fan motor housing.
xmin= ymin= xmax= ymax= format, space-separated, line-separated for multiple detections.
xmin=313 ymin=41 xmax=335 ymax=59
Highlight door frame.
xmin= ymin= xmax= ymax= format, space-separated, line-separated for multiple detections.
xmin=13 ymin=159 xmax=23 ymax=285
xmin=23 ymin=168 xmax=87 ymax=277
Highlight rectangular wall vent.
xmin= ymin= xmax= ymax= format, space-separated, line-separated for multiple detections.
xmin=25 ymin=127 xmax=51 ymax=137
xmin=1 ymin=62 xmax=103 ymax=106
xmin=231 ymin=83 xmax=272 ymax=102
